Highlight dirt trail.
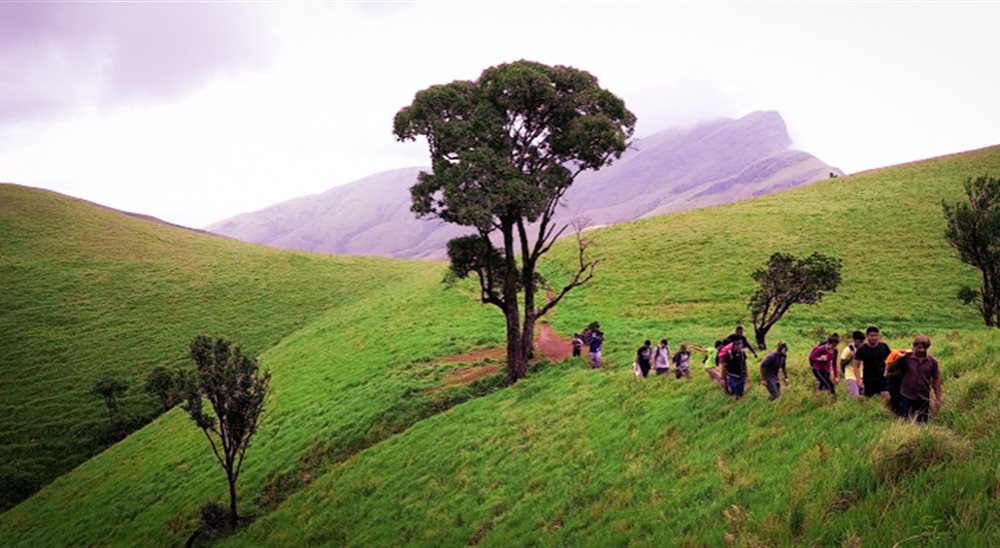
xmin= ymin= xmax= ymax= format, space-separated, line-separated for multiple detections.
xmin=438 ymin=323 xmax=575 ymax=386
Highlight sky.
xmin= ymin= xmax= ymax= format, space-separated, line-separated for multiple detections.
xmin=1 ymin=2 xmax=999 ymax=228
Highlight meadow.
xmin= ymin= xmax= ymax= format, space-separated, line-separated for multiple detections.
xmin=2 ymin=146 xmax=1000 ymax=545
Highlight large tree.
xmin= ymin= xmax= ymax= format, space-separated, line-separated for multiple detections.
xmin=394 ymin=60 xmax=635 ymax=381
xmin=748 ymin=252 xmax=842 ymax=350
xmin=183 ymin=335 xmax=270 ymax=529
xmin=943 ymin=174 xmax=1000 ymax=326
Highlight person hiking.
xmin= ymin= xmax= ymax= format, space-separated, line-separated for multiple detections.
xmin=635 ymin=339 xmax=653 ymax=378
xmin=703 ymin=340 xmax=726 ymax=390
xmin=885 ymin=347 xmax=911 ymax=415
xmin=760 ymin=342 xmax=789 ymax=400
xmin=853 ymin=325 xmax=891 ymax=400
xmin=724 ymin=325 xmax=759 ymax=359
xmin=809 ymin=334 xmax=840 ymax=395
xmin=887 ymin=335 xmax=943 ymax=423
xmin=840 ymin=331 xmax=865 ymax=397
xmin=588 ymin=330 xmax=604 ymax=369
xmin=653 ymin=338 xmax=671 ymax=376
xmin=672 ymin=344 xmax=692 ymax=379
xmin=571 ymin=334 xmax=583 ymax=357
xmin=719 ymin=339 xmax=750 ymax=399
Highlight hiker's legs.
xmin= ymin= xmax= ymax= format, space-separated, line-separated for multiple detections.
xmin=726 ymin=375 xmax=745 ymax=399
xmin=846 ymin=379 xmax=860 ymax=398
xmin=764 ymin=376 xmax=781 ymax=400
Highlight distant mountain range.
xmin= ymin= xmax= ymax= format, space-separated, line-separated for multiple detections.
xmin=206 ymin=111 xmax=843 ymax=259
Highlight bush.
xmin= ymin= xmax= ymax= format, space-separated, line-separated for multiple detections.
xmin=869 ymin=424 xmax=969 ymax=485
xmin=200 ymin=500 xmax=230 ymax=532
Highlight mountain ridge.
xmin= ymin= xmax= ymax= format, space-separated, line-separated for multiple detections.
xmin=206 ymin=111 xmax=843 ymax=259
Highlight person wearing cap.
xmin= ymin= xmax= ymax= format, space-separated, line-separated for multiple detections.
xmin=888 ymin=335 xmax=943 ymax=423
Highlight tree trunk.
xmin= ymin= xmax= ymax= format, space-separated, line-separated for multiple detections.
xmin=505 ymin=304 xmax=526 ymax=383
xmin=754 ymin=327 xmax=769 ymax=351
xmin=227 ymin=469 xmax=238 ymax=528
xmin=521 ymin=312 xmax=536 ymax=368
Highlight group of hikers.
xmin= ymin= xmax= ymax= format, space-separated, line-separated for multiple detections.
xmin=572 ymin=324 xmax=944 ymax=423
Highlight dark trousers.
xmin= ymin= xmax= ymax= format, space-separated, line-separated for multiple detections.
xmin=898 ymin=396 xmax=931 ymax=423
xmin=638 ymin=359 xmax=651 ymax=378
xmin=763 ymin=375 xmax=781 ymax=400
xmin=726 ymin=375 xmax=745 ymax=399
xmin=812 ymin=368 xmax=836 ymax=394
xmin=572 ymin=347 xmax=581 ymax=357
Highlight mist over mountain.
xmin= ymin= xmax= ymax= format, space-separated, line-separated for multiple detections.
xmin=206 ymin=111 xmax=842 ymax=259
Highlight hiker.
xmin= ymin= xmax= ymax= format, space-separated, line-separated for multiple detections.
xmin=724 ymin=325 xmax=759 ymax=359
xmin=809 ymin=334 xmax=840 ymax=395
xmin=719 ymin=339 xmax=750 ymax=399
xmin=653 ymin=338 xmax=671 ymax=376
xmin=588 ymin=330 xmax=604 ymax=369
xmin=635 ymin=339 xmax=653 ymax=378
xmin=703 ymin=340 xmax=727 ymax=390
xmin=672 ymin=344 xmax=692 ymax=379
xmin=571 ymin=334 xmax=583 ymax=357
xmin=853 ymin=325 xmax=891 ymax=400
xmin=885 ymin=347 xmax=910 ymax=415
xmin=887 ymin=335 xmax=943 ymax=423
xmin=760 ymin=342 xmax=789 ymax=400
xmin=840 ymin=331 xmax=865 ymax=397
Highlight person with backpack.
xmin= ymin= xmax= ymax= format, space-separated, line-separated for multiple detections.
xmin=672 ymin=344 xmax=692 ymax=379
xmin=853 ymin=325 xmax=892 ymax=400
xmin=571 ymin=334 xmax=583 ymax=358
xmin=719 ymin=339 xmax=750 ymax=399
xmin=760 ymin=342 xmax=789 ymax=400
xmin=635 ymin=339 xmax=653 ymax=378
xmin=653 ymin=338 xmax=671 ymax=376
xmin=809 ymin=334 xmax=840 ymax=395
xmin=840 ymin=331 xmax=865 ymax=397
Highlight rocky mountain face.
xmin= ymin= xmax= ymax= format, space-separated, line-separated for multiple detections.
xmin=206 ymin=111 xmax=842 ymax=259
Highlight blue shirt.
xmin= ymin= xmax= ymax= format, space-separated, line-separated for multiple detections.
xmin=589 ymin=336 xmax=603 ymax=353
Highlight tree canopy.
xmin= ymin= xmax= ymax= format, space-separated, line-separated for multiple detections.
xmin=749 ymin=252 xmax=842 ymax=350
xmin=394 ymin=60 xmax=635 ymax=380
xmin=943 ymin=174 xmax=1000 ymax=326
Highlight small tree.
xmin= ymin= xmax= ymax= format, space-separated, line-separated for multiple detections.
xmin=145 ymin=366 xmax=182 ymax=412
xmin=749 ymin=252 xmax=842 ymax=350
xmin=943 ymin=174 xmax=1000 ymax=326
xmin=394 ymin=60 xmax=635 ymax=382
xmin=182 ymin=335 xmax=270 ymax=529
xmin=92 ymin=376 xmax=129 ymax=422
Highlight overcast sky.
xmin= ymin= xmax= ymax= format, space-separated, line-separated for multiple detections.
xmin=2 ymin=2 xmax=998 ymax=228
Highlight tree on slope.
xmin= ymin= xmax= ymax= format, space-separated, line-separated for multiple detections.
xmin=749 ymin=252 xmax=842 ymax=350
xmin=943 ymin=174 xmax=1000 ymax=326
xmin=182 ymin=335 xmax=270 ymax=529
xmin=393 ymin=60 xmax=635 ymax=382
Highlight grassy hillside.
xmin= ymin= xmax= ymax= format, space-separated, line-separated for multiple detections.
xmin=0 ymin=184 xmax=437 ymax=507
xmin=3 ymin=146 xmax=1000 ymax=546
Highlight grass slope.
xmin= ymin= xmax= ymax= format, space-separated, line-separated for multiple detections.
xmin=4 ymin=146 xmax=1000 ymax=545
xmin=0 ymin=184 xmax=432 ymax=507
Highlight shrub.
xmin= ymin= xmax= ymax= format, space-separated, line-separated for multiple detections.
xmin=869 ymin=424 xmax=969 ymax=485
xmin=200 ymin=500 xmax=230 ymax=532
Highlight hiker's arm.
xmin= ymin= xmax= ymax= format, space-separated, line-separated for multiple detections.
xmin=780 ymin=360 xmax=788 ymax=383
xmin=853 ymin=359 xmax=863 ymax=388
xmin=932 ymin=374 xmax=943 ymax=412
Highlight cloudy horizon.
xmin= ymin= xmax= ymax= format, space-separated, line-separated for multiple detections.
xmin=2 ymin=2 xmax=998 ymax=227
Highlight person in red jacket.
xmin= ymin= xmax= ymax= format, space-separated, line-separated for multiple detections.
xmin=809 ymin=334 xmax=840 ymax=395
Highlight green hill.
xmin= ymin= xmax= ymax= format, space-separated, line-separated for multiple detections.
xmin=0 ymin=184 xmax=441 ymax=508
xmin=3 ymin=146 xmax=1000 ymax=546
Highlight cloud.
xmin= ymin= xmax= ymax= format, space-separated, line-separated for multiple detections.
xmin=0 ymin=3 xmax=272 ymax=124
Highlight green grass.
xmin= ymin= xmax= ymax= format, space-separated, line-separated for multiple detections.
xmin=0 ymin=184 xmax=435 ymax=507
xmin=3 ymin=146 xmax=1000 ymax=546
